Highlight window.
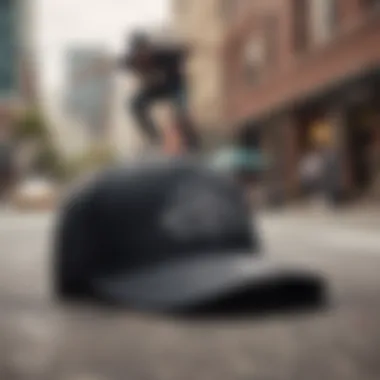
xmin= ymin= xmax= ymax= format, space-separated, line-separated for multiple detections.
xmin=243 ymin=35 xmax=265 ymax=85
xmin=293 ymin=0 xmax=309 ymax=53
xmin=263 ymin=14 xmax=279 ymax=66
xmin=220 ymin=0 xmax=236 ymax=21
xmin=362 ymin=0 xmax=380 ymax=9
xmin=241 ymin=13 xmax=278 ymax=85
xmin=310 ymin=0 xmax=338 ymax=45
xmin=239 ymin=124 xmax=261 ymax=149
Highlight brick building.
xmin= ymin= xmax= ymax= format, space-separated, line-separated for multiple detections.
xmin=223 ymin=0 xmax=380 ymax=202
xmin=171 ymin=0 xmax=287 ymax=146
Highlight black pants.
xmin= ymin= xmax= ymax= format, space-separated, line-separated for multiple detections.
xmin=130 ymin=83 xmax=199 ymax=149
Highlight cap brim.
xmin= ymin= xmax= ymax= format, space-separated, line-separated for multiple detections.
xmin=91 ymin=254 xmax=322 ymax=312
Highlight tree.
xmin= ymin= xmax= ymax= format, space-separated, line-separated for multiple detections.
xmin=14 ymin=108 xmax=66 ymax=180
xmin=65 ymin=145 xmax=117 ymax=179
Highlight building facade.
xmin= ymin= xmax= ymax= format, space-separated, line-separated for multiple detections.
xmin=224 ymin=0 xmax=380 ymax=202
xmin=172 ymin=0 xmax=236 ymax=146
xmin=171 ymin=0 xmax=274 ymax=146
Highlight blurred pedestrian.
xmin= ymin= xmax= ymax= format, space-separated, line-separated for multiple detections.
xmin=298 ymin=147 xmax=324 ymax=203
xmin=321 ymin=146 xmax=341 ymax=207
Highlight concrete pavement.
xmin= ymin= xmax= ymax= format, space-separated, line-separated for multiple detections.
xmin=1 ymin=211 xmax=380 ymax=380
xmin=259 ymin=212 xmax=380 ymax=257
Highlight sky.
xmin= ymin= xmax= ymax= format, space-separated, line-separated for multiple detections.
xmin=35 ymin=0 xmax=170 ymax=95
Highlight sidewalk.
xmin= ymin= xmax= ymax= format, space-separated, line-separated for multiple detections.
xmin=261 ymin=203 xmax=380 ymax=231
xmin=259 ymin=206 xmax=380 ymax=256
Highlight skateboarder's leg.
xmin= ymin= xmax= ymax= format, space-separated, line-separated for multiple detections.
xmin=171 ymin=87 xmax=199 ymax=150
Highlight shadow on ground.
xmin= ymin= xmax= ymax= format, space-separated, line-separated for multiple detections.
xmin=173 ymin=277 xmax=328 ymax=322
xmin=51 ymin=276 xmax=328 ymax=323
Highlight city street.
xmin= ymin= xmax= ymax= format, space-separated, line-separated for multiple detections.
xmin=1 ymin=210 xmax=380 ymax=380
xmin=0 ymin=0 xmax=379 ymax=378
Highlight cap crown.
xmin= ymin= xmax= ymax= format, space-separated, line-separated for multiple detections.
xmin=65 ymin=158 xmax=256 ymax=277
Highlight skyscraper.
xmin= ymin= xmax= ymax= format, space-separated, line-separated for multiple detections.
xmin=0 ymin=0 xmax=37 ymax=121
xmin=63 ymin=46 xmax=113 ymax=142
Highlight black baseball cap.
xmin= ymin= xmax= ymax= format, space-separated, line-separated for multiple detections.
xmin=55 ymin=156 xmax=322 ymax=312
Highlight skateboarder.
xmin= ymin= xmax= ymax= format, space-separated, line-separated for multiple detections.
xmin=76 ymin=31 xmax=199 ymax=152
